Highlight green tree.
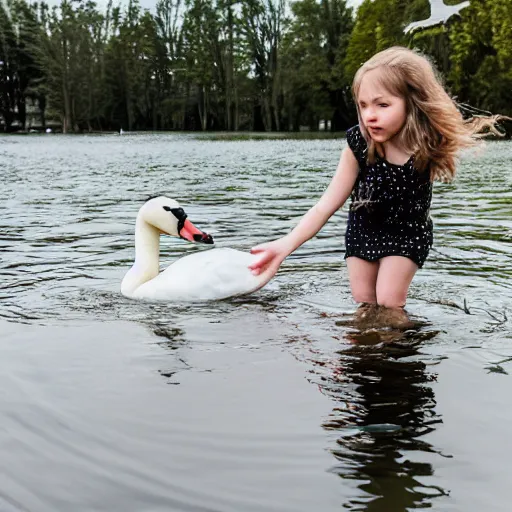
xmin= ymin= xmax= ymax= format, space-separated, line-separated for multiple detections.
xmin=344 ymin=0 xmax=408 ymax=80
xmin=449 ymin=0 xmax=512 ymax=115
xmin=182 ymin=0 xmax=218 ymax=130
xmin=0 ymin=1 xmax=18 ymax=130
xmin=242 ymin=0 xmax=286 ymax=131
xmin=154 ymin=0 xmax=186 ymax=129
xmin=281 ymin=0 xmax=354 ymax=131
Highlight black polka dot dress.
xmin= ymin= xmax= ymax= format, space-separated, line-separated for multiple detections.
xmin=344 ymin=125 xmax=433 ymax=268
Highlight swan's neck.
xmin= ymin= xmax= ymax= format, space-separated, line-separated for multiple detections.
xmin=121 ymin=217 xmax=161 ymax=296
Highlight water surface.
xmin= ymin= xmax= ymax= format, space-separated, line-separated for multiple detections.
xmin=1 ymin=133 xmax=511 ymax=511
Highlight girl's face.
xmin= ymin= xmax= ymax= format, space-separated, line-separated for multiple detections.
xmin=357 ymin=69 xmax=407 ymax=145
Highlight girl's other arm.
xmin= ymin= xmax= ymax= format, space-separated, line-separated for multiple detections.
xmin=249 ymin=147 xmax=359 ymax=280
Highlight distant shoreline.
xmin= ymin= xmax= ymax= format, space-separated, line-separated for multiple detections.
xmin=0 ymin=130 xmax=350 ymax=140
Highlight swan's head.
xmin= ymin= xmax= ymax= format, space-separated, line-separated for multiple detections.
xmin=139 ymin=196 xmax=214 ymax=244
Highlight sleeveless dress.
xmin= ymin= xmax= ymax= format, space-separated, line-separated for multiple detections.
xmin=345 ymin=125 xmax=433 ymax=268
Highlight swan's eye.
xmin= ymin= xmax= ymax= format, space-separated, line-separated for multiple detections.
xmin=163 ymin=206 xmax=186 ymax=220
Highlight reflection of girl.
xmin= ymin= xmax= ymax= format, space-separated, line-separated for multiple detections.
xmin=322 ymin=344 xmax=445 ymax=509
xmin=249 ymin=46 xmax=506 ymax=311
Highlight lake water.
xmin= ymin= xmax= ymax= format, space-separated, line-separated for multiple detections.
xmin=1 ymin=133 xmax=511 ymax=511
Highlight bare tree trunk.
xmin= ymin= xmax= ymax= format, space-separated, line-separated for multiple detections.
xmin=272 ymin=86 xmax=280 ymax=131
xmin=202 ymin=87 xmax=208 ymax=131
xmin=234 ymin=86 xmax=239 ymax=131
xmin=126 ymin=91 xmax=133 ymax=131
xmin=226 ymin=3 xmax=234 ymax=130
xmin=181 ymin=82 xmax=189 ymax=130
xmin=263 ymin=95 xmax=271 ymax=131
xmin=17 ymin=98 xmax=26 ymax=131
xmin=198 ymin=85 xmax=208 ymax=131
xmin=39 ymin=95 xmax=46 ymax=129
xmin=62 ymin=35 xmax=71 ymax=134
xmin=62 ymin=83 xmax=71 ymax=134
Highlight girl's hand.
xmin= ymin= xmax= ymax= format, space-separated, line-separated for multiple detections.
xmin=248 ymin=238 xmax=292 ymax=283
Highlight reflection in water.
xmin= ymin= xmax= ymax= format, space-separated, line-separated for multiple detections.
xmin=149 ymin=322 xmax=189 ymax=383
xmin=318 ymin=323 xmax=448 ymax=510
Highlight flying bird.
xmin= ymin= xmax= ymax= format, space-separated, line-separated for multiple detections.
xmin=405 ymin=0 xmax=470 ymax=34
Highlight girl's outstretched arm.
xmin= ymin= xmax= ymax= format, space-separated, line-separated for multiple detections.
xmin=248 ymin=147 xmax=359 ymax=283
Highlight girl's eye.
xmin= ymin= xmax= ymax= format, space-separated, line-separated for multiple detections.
xmin=379 ymin=103 xmax=389 ymax=108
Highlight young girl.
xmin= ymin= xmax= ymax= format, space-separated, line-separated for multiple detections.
xmin=248 ymin=46 xmax=504 ymax=311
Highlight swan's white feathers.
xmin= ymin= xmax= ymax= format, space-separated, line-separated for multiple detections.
xmin=133 ymin=248 xmax=265 ymax=301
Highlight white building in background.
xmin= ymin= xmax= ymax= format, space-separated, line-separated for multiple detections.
xmin=319 ymin=120 xmax=331 ymax=131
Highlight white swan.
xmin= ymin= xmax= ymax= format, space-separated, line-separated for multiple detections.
xmin=121 ymin=196 xmax=267 ymax=301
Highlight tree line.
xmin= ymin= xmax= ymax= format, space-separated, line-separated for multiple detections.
xmin=0 ymin=0 xmax=511 ymax=133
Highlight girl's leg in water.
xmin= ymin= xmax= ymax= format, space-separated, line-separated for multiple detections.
xmin=376 ymin=255 xmax=418 ymax=308
xmin=346 ymin=257 xmax=379 ymax=304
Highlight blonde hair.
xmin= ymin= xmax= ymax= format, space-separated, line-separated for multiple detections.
xmin=352 ymin=46 xmax=507 ymax=182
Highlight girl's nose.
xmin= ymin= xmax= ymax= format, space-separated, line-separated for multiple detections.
xmin=365 ymin=109 xmax=377 ymax=123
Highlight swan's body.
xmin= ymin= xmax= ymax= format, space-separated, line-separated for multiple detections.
xmin=121 ymin=197 xmax=267 ymax=301
xmin=133 ymin=247 xmax=263 ymax=301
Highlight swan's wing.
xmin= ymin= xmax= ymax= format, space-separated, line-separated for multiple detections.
xmin=134 ymin=248 xmax=266 ymax=301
